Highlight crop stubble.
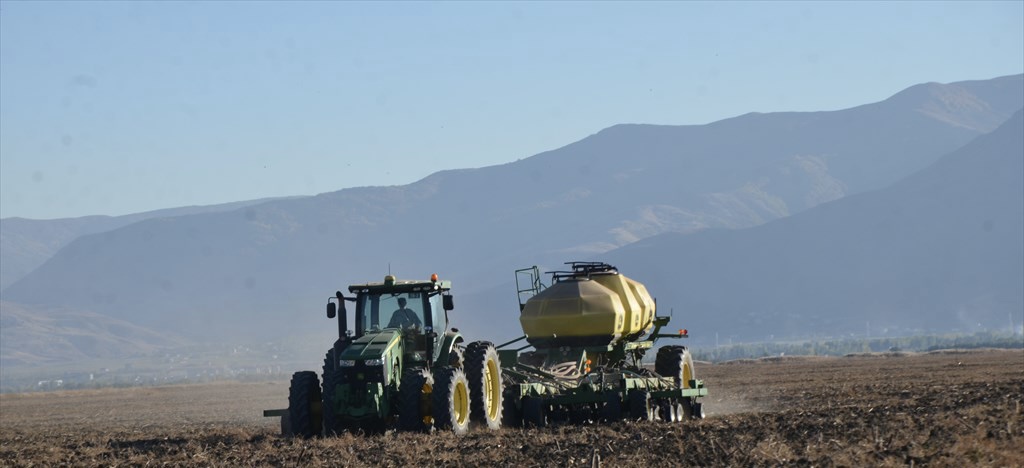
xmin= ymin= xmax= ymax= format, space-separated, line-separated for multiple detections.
xmin=1 ymin=349 xmax=1021 ymax=466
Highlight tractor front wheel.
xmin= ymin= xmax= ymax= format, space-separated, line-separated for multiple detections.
xmin=398 ymin=368 xmax=434 ymax=432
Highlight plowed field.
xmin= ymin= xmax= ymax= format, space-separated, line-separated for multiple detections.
xmin=1 ymin=349 xmax=1021 ymax=467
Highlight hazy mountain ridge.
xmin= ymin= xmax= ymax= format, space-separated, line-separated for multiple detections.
xmin=0 ymin=301 xmax=189 ymax=367
xmin=1 ymin=75 xmax=1021 ymax=361
xmin=601 ymin=109 xmax=1024 ymax=343
xmin=0 ymin=197 xmax=298 ymax=290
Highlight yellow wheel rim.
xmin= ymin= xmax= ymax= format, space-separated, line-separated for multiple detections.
xmin=681 ymin=351 xmax=695 ymax=389
xmin=484 ymin=359 xmax=501 ymax=420
xmin=454 ymin=380 xmax=470 ymax=425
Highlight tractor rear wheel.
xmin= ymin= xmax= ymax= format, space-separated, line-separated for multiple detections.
xmin=465 ymin=341 xmax=503 ymax=430
xmin=432 ymin=366 xmax=471 ymax=435
xmin=629 ymin=389 xmax=655 ymax=422
xmin=287 ymin=371 xmax=322 ymax=438
xmin=321 ymin=348 xmax=345 ymax=436
xmin=398 ymin=367 xmax=434 ymax=432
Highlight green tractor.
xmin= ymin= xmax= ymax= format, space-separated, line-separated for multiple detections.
xmin=268 ymin=274 xmax=504 ymax=436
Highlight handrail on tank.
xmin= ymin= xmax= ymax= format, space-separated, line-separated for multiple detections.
xmin=515 ymin=266 xmax=546 ymax=311
xmin=549 ymin=261 xmax=619 ymax=283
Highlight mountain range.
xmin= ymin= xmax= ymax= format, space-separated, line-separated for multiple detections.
xmin=604 ymin=110 xmax=1023 ymax=344
xmin=0 ymin=197 xmax=295 ymax=290
xmin=1 ymin=74 xmax=1021 ymax=363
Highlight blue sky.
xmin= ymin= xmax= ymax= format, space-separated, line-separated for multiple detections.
xmin=1 ymin=1 xmax=1021 ymax=220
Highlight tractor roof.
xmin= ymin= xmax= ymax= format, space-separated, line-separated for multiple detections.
xmin=348 ymin=275 xmax=451 ymax=295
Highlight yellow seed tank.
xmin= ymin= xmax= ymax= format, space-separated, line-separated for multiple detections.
xmin=520 ymin=266 xmax=655 ymax=348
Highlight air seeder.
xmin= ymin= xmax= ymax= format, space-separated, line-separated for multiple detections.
xmin=496 ymin=262 xmax=708 ymax=426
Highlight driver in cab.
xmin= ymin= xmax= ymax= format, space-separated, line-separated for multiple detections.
xmin=388 ymin=297 xmax=422 ymax=330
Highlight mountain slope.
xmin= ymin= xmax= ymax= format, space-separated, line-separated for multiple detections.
xmin=0 ymin=301 xmax=189 ymax=367
xmin=0 ymin=197 xmax=296 ymax=289
xmin=604 ymin=110 xmax=1024 ymax=343
xmin=2 ymin=75 xmax=1021 ymax=344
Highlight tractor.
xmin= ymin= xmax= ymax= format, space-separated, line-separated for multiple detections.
xmin=265 ymin=273 xmax=503 ymax=436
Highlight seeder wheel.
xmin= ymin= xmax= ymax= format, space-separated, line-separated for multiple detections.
xmin=656 ymin=346 xmax=696 ymax=389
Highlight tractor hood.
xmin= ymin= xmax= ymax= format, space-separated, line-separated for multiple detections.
xmin=339 ymin=330 xmax=402 ymax=361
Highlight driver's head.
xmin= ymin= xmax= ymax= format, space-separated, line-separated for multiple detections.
xmin=398 ymin=298 xmax=407 ymax=308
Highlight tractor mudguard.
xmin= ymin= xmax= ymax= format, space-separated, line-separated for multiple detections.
xmin=436 ymin=331 xmax=464 ymax=367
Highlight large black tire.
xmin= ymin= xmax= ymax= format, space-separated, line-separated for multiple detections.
xmin=448 ymin=345 xmax=464 ymax=368
xmin=655 ymin=345 xmax=681 ymax=375
xmin=629 ymin=389 xmax=655 ymax=422
xmin=465 ymin=341 xmax=503 ymax=430
xmin=522 ymin=396 xmax=547 ymax=428
xmin=432 ymin=366 xmax=471 ymax=435
xmin=656 ymin=346 xmax=695 ymax=389
xmin=398 ymin=367 xmax=434 ymax=432
xmin=288 ymin=371 xmax=322 ymax=438
xmin=321 ymin=348 xmax=346 ymax=436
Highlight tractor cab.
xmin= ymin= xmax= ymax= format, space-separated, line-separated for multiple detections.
xmin=328 ymin=274 xmax=454 ymax=366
